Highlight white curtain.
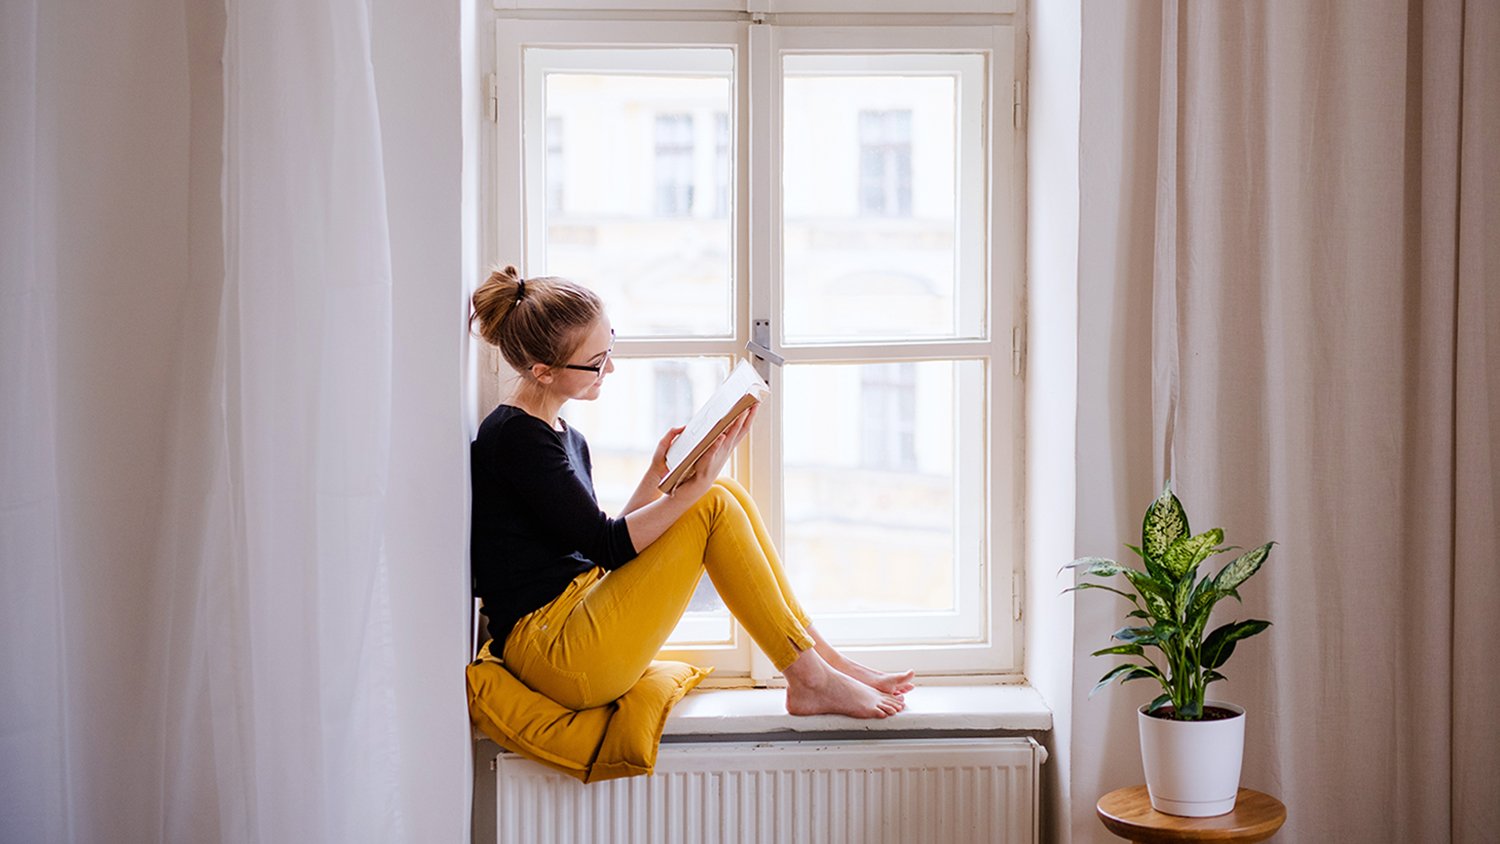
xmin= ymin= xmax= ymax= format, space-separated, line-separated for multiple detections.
xmin=1078 ymin=1 xmax=1498 ymax=841
xmin=2 ymin=0 xmax=469 ymax=840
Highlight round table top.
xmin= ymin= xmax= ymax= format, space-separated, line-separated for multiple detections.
xmin=1096 ymin=786 xmax=1287 ymax=843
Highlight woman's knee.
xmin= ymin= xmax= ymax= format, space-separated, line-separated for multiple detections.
xmin=690 ymin=480 xmax=737 ymax=519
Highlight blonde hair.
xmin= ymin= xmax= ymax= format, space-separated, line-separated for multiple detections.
xmin=470 ymin=265 xmax=604 ymax=375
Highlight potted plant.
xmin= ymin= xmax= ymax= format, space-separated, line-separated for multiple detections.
xmin=1066 ymin=483 xmax=1273 ymax=817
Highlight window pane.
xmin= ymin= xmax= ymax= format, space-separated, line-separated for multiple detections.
xmin=561 ymin=356 xmax=734 ymax=644
xmin=782 ymin=53 xmax=986 ymax=343
xmin=531 ymin=49 xmax=734 ymax=338
xmin=781 ymin=360 xmax=987 ymax=644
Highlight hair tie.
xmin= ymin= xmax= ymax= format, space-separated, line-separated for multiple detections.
xmin=514 ymin=279 xmax=526 ymax=304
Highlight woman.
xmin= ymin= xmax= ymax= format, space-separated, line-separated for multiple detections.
xmin=470 ymin=266 xmax=913 ymax=718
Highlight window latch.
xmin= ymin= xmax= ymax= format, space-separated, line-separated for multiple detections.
xmin=746 ymin=319 xmax=784 ymax=380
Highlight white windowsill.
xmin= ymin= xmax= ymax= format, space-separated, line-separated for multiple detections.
xmin=662 ymin=684 xmax=1052 ymax=737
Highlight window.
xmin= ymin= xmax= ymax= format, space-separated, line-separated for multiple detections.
xmin=495 ymin=18 xmax=1021 ymax=678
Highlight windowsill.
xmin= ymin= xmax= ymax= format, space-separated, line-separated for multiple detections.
xmin=662 ymin=684 xmax=1052 ymax=738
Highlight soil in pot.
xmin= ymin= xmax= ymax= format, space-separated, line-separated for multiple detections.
xmin=1149 ymin=705 xmax=1240 ymax=722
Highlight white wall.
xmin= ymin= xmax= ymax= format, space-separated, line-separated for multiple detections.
xmin=372 ymin=0 xmax=478 ymax=838
xmin=1068 ymin=2 xmax=1162 ymax=841
xmin=1023 ymin=0 xmax=1080 ymax=841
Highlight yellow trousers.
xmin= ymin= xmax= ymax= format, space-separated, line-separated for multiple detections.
xmin=502 ymin=477 xmax=815 ymax=710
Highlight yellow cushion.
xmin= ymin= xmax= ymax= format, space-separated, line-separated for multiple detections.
xmin=466 ymin=640 xmax=710 ymax=783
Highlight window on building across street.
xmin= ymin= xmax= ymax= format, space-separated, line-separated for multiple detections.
xmin=495 ymin=17 xmax=1021 ymax=678
xmin=545 ymin=116 xmax=564 ymax=214
xmin=858 ymin=109 xmax=913 ymax=217
xmin=860 ymin=362 xmax=918 ymax=471
xmin=654 ymin=113 xmax=695 ymax=217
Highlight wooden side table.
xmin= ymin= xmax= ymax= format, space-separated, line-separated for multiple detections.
xmin=1096 ymin=786 xmax=1286 ymax=843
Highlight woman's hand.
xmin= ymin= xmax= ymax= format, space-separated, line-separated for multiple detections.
xmin=619 ymin=425 xmax=685 ymax=517
xmin=649 ymin=425 xmax=686 ymax=483
xmin=623 ymin=403 xmax=758 ymax=552
xmin=673 ymin=403 xmax=758 ymax=500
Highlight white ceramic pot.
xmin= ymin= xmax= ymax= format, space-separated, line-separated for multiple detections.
xmin=1137 ymin=700 xmax=1246 ymax=817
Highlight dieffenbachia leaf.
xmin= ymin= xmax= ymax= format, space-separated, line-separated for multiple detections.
xmin=1063 ymin=556 xmax=1124 ymax=577
xmin=1092 ymin=662 xmax=1146 ymax=697
xmin=1121 ymin=569 xmax=1174 ymax=620
xmin=1146 ymin=693 xmax=1174 ymax=715
xmin=1200 ymin=619 xmax=1271 ymax=669
xmin=1142 ymin=484 xmax=1190 ymax=566
xmin=1111 ymin=625 xmax=1158 ymax=644
xmin=1063 ymin=583 xmax=1142 ymax=605
xmin=1120 ymin=666 xmax=1164 ymax=684
xmin=1091 ymin=643 xmax=1145 ymax=657
xmin=1203 ymin=670 xmax=1227 ymax=684
xmin=1162 ymin=528 xmax=1225 ymax=579
xmin=1214 ymin=542 xmax=1274 ymax=594
xmin=1173 ymin=571 xmax=1197 ymax=619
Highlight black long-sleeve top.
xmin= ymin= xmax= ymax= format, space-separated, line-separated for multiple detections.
xmin=471 ymin=404 xmax=638 ymax=648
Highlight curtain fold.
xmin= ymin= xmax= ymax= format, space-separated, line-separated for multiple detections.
xmin=185 ymin=0 xmax=403 ymax=839
xmin=1148 ymin=1 xmax=1499 ymax=840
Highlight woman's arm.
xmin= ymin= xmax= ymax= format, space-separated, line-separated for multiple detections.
xmin=624 ymin=405 xmax=755 ymax=552
xmin=618 ymin=425 xmax=683 ymax=517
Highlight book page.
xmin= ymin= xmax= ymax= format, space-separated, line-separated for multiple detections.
xmin=660 ymin=359 xmax=770 ymax=492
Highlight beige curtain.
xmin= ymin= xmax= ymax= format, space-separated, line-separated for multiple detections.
xmin=1148 ymin=1 xmax=1499 ymax=840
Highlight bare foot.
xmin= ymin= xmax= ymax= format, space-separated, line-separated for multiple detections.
xmin=786 ymin=669 xmax=904 ymax=719
xmin=805 ymin=625 xmax=915 ymax=695
xmin=783 ymin=649 xmax=904 ymax=719
xmin=827 ymin=657 xmax=916 ymax=696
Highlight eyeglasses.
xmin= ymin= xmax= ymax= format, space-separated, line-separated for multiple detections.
xmin=561 ymin=330 xmax=615 ymax=374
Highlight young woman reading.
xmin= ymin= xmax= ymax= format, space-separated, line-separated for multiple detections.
xmin=470 ymin=266 xmax=914 ymax=719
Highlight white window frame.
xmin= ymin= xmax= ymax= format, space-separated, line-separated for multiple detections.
xmin=486 ymin=12 xmax=1023 ymax=681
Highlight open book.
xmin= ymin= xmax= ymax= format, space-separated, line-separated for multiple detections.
xmin=658 ymin=359 xmax=770 ymax=493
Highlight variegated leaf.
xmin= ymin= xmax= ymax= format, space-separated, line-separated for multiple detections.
xmin=1141 ymin=589 xmax=1174 ymax=622
xmin=1152 ymin=621 xmax=1180 ymax=642
xmin=1142 ymin=483 xmax=1190 ymax=564
xmin=1162 ymin=527 xmax=1225 ymax=579
xmin=1173 ymin=571 xmax=1196 ymax=619
xmin=1122 ymin=567 xmax=1174 ymax=620
xmin=1063 ymin=556 xmax=1123 ymax=576
xmin=1146 ymin=693 xmax=1174 ymax=715
xmin=1215 ymin=542 xmax=1274 ymax=593
xmin=1111 ymin=625 xmax=1157 ymax=644
xmin=1204 ymin=670 xmax=1227 ymax=684
xmin=1062 ymin=583 xmax=1141 ymax=605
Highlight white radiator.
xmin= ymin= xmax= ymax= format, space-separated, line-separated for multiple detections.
xmin=493 ymin=738 xmax=1044 ymax=844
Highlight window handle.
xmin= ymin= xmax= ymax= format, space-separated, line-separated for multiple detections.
xmin=746 ymin=319 xmax=784 ymax=377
